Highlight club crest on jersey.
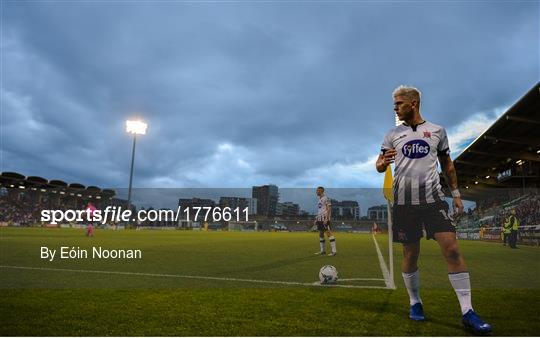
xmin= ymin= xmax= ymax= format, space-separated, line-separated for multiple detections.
xmin=402 ymin=139 xmax=430 ymax=159
xmin=423 ymin=131 xmax=431 ymax=138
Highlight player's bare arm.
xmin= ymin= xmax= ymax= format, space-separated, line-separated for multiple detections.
xmin=438 ymin=154 xmax=464 ymax=214
xmin=376 ymin=148 xmax=397 ymax=172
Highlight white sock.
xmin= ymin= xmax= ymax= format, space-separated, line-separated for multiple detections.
xmin=329 ymin=236 xmax=336 ymax=253
xmin=449 ymin=272 xmax=473 ymax=315
xmin=402 ymin=270 xmax=422 ymax=306
xmin=319 ymin=237 xmax=325 ymax=252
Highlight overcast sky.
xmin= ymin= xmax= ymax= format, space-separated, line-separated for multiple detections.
xmin=2 ymin=1 xmax=538 ymax=195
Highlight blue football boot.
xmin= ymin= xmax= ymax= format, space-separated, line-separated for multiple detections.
xmin=462 ymin=309 xmax=492 ymax=335
xmin=409 ymin=302 xmax=425 ymax=321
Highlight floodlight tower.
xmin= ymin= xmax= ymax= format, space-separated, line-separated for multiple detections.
xmin=126 ymin=119 xmax=147 ymax=214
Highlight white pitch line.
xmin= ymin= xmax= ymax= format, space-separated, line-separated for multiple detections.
xmin=339 ymin=278 xmax=385 ymax=281
xmin=371 ymin=233 xmax=394 ymax=289
xmin=0 ymin=265 xmax=389 ymax=289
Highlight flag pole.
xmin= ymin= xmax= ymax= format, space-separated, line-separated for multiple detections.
xmin=384 ymin=166 xmax=396 ymax=289
xmin=382 ymin=117 xmax=399 ymax=290
xmin=386 ymin=196 xmax=395 ymax=289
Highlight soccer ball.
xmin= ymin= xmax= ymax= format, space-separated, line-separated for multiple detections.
xmin=319 ymin=265 xmax=338 ymax=284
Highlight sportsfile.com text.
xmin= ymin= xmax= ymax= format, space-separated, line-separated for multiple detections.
xmin=40 ymin=206 xmax=250 ymax=224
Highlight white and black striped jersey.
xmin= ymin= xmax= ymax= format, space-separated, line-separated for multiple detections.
xmin=316 ymin=195 xmax=331 ymax=221
xmin=381 ymin=121 xmax=450 ymax=205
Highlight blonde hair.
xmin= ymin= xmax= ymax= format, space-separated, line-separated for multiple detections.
xmin=393 ymin=85 xmax=421 ymax=104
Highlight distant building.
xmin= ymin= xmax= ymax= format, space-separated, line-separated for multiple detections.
xmin=331 ymin=200 xmax=360 ymax=220
xmin=248 ymin=198 xmax=257 ymax=215
xmin=219 ymin=196 xmax=258 ymax=215
xmin=367 ymin=205 xmax=388 ymax=221
xmin=276 ymin=202 xmax=300 ymax=217
xmin=252 ymin=185 xmax=278 ymax=217
xmin=178 ymin=197 xmax=216 ymax=219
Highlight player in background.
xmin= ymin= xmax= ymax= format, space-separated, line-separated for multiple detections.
xmin=375 ymin=85 xmax=491 ymax=334
xmin=314 ymin=186 xmax=337 ymax=256
xmin=85 ymin=202 xmax=96 ymax=237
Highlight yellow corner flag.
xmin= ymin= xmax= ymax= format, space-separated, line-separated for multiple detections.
xmin=383 ymin=165 xmax=393 ymax=202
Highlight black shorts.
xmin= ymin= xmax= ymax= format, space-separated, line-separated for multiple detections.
xmin=392 ymin=201 xmax=456 ymax=243
xmin=316 ymin=221 xmax=331 ymax=232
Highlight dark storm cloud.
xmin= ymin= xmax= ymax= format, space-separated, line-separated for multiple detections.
xmin=2 ymin=1 xmax=538 ymax=190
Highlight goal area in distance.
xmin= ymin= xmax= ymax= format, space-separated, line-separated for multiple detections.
xmin=228 ymin=221 xmax=258 ymax=231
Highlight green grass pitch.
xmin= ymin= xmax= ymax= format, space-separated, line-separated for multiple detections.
xmin=1 ymin=227 xmax=539 ymax=336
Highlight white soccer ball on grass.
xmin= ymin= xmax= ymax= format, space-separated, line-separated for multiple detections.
xmin=319 ymin=265 xmax=338 ymax=284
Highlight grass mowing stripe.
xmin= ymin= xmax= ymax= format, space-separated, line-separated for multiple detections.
xmin=0 ymin=265 xmax=389 ymax=289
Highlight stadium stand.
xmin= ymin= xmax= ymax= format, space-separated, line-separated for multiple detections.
xmin=0 ymin=172 xmax=116 ymax=226
xmin=447 ymin=82 xmax=540 ymax=245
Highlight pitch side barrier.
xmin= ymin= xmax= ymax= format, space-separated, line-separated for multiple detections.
xmin=457 ymin=225 xmax=540 ymax=246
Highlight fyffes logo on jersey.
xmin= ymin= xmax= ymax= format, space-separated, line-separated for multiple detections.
xmin=402 ymin=139 xmax=430 ymax=159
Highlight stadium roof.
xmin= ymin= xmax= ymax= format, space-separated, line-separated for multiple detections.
xmin=0 ymin=172 xmax=115 ymax=199
xmin=448 ymin=82 xmax=540 ymax=201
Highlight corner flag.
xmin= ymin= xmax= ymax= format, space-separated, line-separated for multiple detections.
xmin=383 ymin=165 xmax=393 ymax=202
